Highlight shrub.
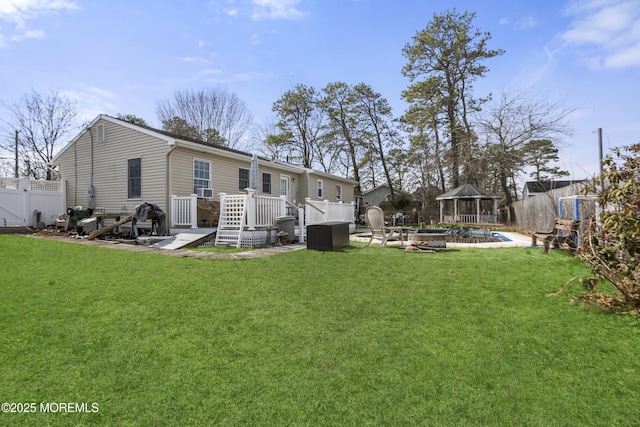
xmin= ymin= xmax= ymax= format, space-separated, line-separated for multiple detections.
xmin=581 ymin=143 xmax=640 ymax=314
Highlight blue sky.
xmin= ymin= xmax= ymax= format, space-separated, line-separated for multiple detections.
xmin=1 ymin=0 xmax=639 ymax=181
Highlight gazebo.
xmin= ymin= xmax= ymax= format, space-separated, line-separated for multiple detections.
xmin=436 ymin=183 xmax=500 ymax=224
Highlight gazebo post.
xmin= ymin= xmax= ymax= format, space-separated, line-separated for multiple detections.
xmin=493 ymin=199 xmax=497 ymax=222
xmin=476 ymin=198 xmax=481 ymax=223
xmin=439 ymin=200 xmax=444 ymax=223
xmin=454 ymin=199 xmax=458 ymax=223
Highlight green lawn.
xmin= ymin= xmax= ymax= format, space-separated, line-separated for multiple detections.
xmin=0 ymin=234 xmax=638 ymax=426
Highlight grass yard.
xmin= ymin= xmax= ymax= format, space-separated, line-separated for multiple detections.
xmin=0 ymin=234 xmax=639 ymax=426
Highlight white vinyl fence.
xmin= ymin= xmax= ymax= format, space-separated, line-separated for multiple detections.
xmin=0 ymin=178 xmax=66 ymax=227
xmin=304 ymin=198 xmax=355 ymax=225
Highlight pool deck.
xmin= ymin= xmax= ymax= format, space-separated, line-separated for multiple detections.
xmin=447 ymin=231 xmax=533 ymax=248
xmin=351 ymin=231 xmax=535 ymax=249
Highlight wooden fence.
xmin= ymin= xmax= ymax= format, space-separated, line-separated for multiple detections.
xmin=511 ymin=182 xmax=596 ymax=233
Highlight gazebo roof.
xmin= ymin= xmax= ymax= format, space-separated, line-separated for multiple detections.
xmin=436 ymin=183 xmax=500 ymax=200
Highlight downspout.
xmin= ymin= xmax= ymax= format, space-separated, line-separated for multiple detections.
xmin=88 ymin=126 xmax=95 ymax=210
xmin=165 ymin=142 xmax=177 ymax=232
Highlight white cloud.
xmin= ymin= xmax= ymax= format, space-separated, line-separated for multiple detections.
xmin=250 ymin=0 xmax=306 ymax=21
xmin=0 ymin=0 xmax=78 ymax=45
xmin=198 ymin=69 xmax=223 ymax=76
xmin=232 ymin=73 xmax=253 ymax=81
xmin=562 ymin=0 xmax=640 ymax=68
xmin=208 ymin=0 xmax=305 ymax=21
xmin=11 ymin=28 xmax=44 ymax=41
xmin=605 ymin=41 xmax=640 ymax=67
xmin=60 ymin=86 xmax=118 ymax=121
xmin=516 ymin=15 xmax=539 ymax=30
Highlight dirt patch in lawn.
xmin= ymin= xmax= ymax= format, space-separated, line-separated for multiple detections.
xmin=23 ymin=228 xmax=305 ymax=259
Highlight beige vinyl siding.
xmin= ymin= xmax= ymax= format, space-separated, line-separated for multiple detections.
xmin=55 ymin=118 xmax=169 ymax=214
xmin=54 ymin=116 xmax=355 ymax=222
xmin=170 ymin=148 xmax=253 ymax=199
xmin=297 ymin=173 xmax=310 ymax=201
xmin=169 ymin=147 xmax=301 ymax=202
xmin=56 ymin=131 xmax=92 ymax=209
xmin=261 ymin=167 xmax=298 ymax=202
xmin=304 ymin=172 xmax=355 ymax=203
xmin=168 ymin=148 xmax=200 ymax=197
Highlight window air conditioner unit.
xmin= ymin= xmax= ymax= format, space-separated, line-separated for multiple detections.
xmin=197 ymin=188 xmax=214 ymax=199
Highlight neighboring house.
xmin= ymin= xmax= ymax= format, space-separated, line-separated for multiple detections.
xmin=51 ymin=115 xmax=357 ymax=227
xmin=522 ymin=180 xmax=586 ymax=198
xmin=361 ymin=184 xmax=416 ymax=208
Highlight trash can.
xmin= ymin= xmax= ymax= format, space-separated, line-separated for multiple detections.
xmin=276 ymin=216 xmax=296 ymax=243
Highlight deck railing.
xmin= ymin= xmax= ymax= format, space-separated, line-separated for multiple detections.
xmin=304 ymin=198 xmax=355 ymax=225
xmin=253 ymin=194 xmax=287 ymax=228
xmin=170 ymin=191 xmax=355 ymax=233
xmin=170 ymin=194 xmax=198 ymax=228
xmin=445 ymin=214 xmax=498 ymax=224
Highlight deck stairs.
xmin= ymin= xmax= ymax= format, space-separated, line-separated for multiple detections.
xmin=214 ymin=194 xmax=248 ymax=248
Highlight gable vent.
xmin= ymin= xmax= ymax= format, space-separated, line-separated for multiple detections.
xmin=97 ymin=124 xmax=105 ymax=142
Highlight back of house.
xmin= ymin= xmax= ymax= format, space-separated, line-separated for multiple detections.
xmin=51 ymin=115 xmax=357 ymax=228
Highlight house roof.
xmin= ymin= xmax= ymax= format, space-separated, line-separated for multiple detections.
xmin=52 ymin=114 xmax=357 ymax=185
xmin=436 ymin=183 xmax=500 ymax=200
xmin=524 ymin=180 xmax=585 ymax=194
xmin=361 ymin=184 xmax=413 ymax=197
xmin=52 ymin=114 xmax=258 ymax=163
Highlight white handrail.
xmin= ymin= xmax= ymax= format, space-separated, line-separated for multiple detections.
xmin=171 ymin=192 xmax=355 ymax=230
xmin=170 ymin=194 xmax=198 ymax=228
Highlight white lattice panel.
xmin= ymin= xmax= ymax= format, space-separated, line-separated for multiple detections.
xmin=214 ymin=194 xmax=247 ymax=247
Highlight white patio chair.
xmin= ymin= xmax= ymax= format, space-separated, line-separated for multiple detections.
xmin=365 ymin=206 xmax=404 ymax=247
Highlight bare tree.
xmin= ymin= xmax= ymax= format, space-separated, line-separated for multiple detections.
xmin=156 ymin=86 xmax=253 ymax=149
xmin=3 ymin=89 xmax=79 ymax=180
xmin=475 ymin=90 xmax=574 ymax=216
xmin=253 ymin=118 xmax=290 ymax=161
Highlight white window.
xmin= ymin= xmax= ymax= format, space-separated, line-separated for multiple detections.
xmin=262 ymin=173 xmax=272 ymax=194
xmin=128 ymin=158 xmax=141 ymax=199
xmin=336 ymin=184 xmax=342 ymax=201
xmin=193 ymin=159 xmax=211 ymax=194
xmin=317 ymin=179 xmax=323 ymax=199
xmin=97 ymin=124 xmax=105 ymax=142
xmin=238 ymin=168 xmax=249 ymax=191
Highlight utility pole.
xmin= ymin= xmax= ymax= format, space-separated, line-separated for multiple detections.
xmin=598 ymin=128 xmax=604 ymax=190
xmin=14 ymin=130 xmax=19 ymax=178
xmin=598 ymin=128 xmax=603 ymax=177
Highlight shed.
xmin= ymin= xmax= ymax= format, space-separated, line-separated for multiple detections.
xmin=436 ymin=183 xmax=500 ymax=224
